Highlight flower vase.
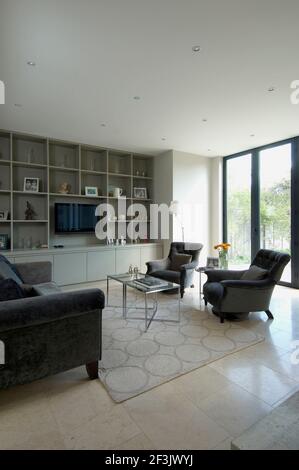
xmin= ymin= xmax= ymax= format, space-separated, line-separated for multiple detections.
xmin=219 ymin=250 xmax=228 ymax=270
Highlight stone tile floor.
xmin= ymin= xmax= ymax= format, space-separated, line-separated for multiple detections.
xmin=0 ymin=283 xmax=298 ymax=450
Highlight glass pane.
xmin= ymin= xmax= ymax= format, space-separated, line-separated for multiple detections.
xmin=259 ymin=144 xmax=291 ymax=283
xmin=226 ymin=155 xmax=251 ymax=269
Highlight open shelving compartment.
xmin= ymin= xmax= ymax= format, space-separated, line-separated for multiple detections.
xmin=0 ymin=129 xmax=155 ymax=251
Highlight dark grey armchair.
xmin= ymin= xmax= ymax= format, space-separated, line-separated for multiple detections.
xmin=203 ymin=249 xmax=291 ymax=323
xmin=146 ymin=242 xmax=203 ymax=298
xmin=0 ymin=259 xmax=104 ymax=389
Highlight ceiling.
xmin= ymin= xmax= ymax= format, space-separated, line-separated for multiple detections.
xmin=1 ymin=0 xmax=299 ymax=157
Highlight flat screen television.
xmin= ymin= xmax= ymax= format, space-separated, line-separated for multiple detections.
xmin=54 ymin=203 xmax=99 ymax=233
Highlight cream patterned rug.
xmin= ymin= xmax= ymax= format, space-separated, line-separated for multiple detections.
xmin=99 ymin=288 xmax=264 ymax=402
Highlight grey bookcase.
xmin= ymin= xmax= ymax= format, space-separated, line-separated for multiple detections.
xmin=0 ymin=130 xmax=154 ymax=251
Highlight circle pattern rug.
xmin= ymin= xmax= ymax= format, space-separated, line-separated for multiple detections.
xmin=99 ymin=290 xmax=264 ymax=402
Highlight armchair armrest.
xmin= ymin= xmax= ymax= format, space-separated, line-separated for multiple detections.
xmin=181 ymin=260 xmax=198 ymax=271
xmin=204 ymin=269 xmax=246 ymax=282
xmin=221 ymin=279 xmax=275 ymax=290
xmin=0 ymin=289 xmax=105 ymax=333
xmin=146 ymin=258 xmax=170 ymax=273
xmin=13 ymin=262 xmax=52 ymax=285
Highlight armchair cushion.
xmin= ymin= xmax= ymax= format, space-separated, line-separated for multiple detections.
xmin=150 ymin=270 xmax=181 ymax=284
xmin=241 ymin=266 xmax=268 ymax=281
xmin=170 ymin=254 xmax=192 ymax=271
xmin=0 ymin=279 xmax=25 ymax=302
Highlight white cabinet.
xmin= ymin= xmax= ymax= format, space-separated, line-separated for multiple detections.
xmin=14 ymin=255 xmax=54 ymax=265
xmin=140 ymin=245 xmax=163 ymax=272
xmin=87 ymin=250 xmax=115 ymax=282
xmin=54 ymin=252 xmax=86 ymax=286
xmin=115 ymin=247 xmax=141 ymax=274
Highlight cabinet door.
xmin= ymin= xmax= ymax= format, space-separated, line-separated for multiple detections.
xmin=115 ymin=248 xmax=141 ymax=274
xmin=87 ymin=250 xmax=115 ymax=281
xmin=54 ymin=252 xmax=86 ymax=286
xmin=140 ymin=246 xmax=163 ymax=273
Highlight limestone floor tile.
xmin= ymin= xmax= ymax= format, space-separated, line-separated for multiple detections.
xmin=212 ymin=437 xmax=234 ymax=450
xmin=2 ymin=430 xmax=66 ymax=450
xmin=170 ymin=365 xmax=233 ymax=407
xmin=210 ymin=353 xmax=299 ymax=406
xmin=62 ymin=404 xmax=141 ymax=450
xmin=47 ymin=379 xmax=116 ymax=434
xmin=266 ymin=329 xmax=299 ymax=352
xmin=124 ymin=382 xmax=229 ymax=450
xmin=115 ymin=432 xmax=155 ymax=450
xmin=197 ymin=383 xmax=272 ymax=437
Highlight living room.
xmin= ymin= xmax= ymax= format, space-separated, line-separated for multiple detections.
xmin=0 ymin=0 xmax=298 ymax=456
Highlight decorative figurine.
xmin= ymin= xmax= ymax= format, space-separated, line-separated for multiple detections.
xmin=25 ymin=201 xmax=37 ymax=220
xmin=58 ymin=182 xmax=71 ymax=194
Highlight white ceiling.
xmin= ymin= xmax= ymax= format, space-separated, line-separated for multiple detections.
xmin=1 ymin=0 xmax=299 ymax=157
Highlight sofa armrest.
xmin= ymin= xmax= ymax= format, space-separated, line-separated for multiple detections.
xmin=13 ymin=262 xmax=52 ymax=285
xmin=0 ymin=288 xmax=105 ymax=333
xmin=221 ymin=279 xmax=275 ymax=290
xmin=146 ymin=258 xmax=170 ymax=273
xmin=204 ymin=269 xmax=246 ymax=282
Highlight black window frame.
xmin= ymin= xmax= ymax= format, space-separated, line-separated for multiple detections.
xmin=223 ymin=137 xmax=299 ymax=289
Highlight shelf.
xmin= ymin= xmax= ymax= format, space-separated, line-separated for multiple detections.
xmin=13 ymin=220 xmax=48 ymax=223
xmin=81 ymin=169 xmax=107 ymax=176
xmin=13 ymin=191 xmax=48 ymax=196
xmin=0 ymin=159 xmax=11 ymax=165
xmin=13 ymin=161 xmax=47 ymax=169
xmin=132 ymin=198 xmax=152 ymax=202
xmin=108 ymin=172 xmax=132 ymax=178
xmin=49 ymin=166 xmax=79 ymax=172
xmin=133 ymin=175 xmax=153 ymax=180
xmin=0 ymin=190 xmax=11 ymax=194
xmin=108 ymin=196 xmax=130 ymax=200
xmin=49 ymin=193 xmax=106 ymax=199
xmin=0 ymin=220 xmax=10 ymax=223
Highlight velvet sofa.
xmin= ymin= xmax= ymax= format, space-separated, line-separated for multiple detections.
xmin=0 ymin=258 xmax=104 ymax=389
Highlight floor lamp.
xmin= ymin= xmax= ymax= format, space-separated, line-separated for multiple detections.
xmin=170 ymin=200 xmax=185 ymax=242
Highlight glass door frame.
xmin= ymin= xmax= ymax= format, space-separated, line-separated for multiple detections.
xmin=223 ymin=137 xmax=299 ymax=289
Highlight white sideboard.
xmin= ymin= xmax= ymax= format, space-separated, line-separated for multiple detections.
xmin=5 ymin=243 xmax=163 ymax=286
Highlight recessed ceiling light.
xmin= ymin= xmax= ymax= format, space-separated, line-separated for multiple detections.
xmin=161 ymin=138 xmax=166 ymax=141
xmin=14 ymin=103 xmax=22 ymax=107
xmin=202 ymin=118 xmax=208 ymax=122
xmin=250 ymin=134 xmax=255 ymax=137
xmin=268 ymin=86 xmax=275 ymax=92
xmin=27 ymin=61 xmax=36 ymax=66
xmin=192 ymin=46 xmax=201 ymax=52
xmin=133 ymin=96 xmax=141 ymax=100
xmin=208 ymin=149 xmax=211 ymax=152
xmin=101 ymin=123 xmax=106 ymax=127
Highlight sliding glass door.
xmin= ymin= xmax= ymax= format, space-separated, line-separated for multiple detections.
xmin=224 ymin=139 xmax=299 ymax=288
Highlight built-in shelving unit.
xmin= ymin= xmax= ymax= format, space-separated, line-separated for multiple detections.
xmin=0 ymin=129 xmax=154 ymax=251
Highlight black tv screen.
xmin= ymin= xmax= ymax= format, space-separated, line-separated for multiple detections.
xmin=55 ymin=203 xmax=99 ymax=233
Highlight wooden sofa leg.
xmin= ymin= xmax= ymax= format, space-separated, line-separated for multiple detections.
xmin=265 ymin=310 xmax=274 ymax=320
xmin=86 ymin=361 xmax=99 ymax=380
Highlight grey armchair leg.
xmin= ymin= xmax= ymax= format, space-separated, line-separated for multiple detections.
xmin=265 ymin=310 xmax=274 ymax=320
xmin=204 ymin=298 xmax=208 ymax=306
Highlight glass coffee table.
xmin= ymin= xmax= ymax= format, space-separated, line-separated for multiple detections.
xmin=107 ymin=273 xmax=181 ymax=331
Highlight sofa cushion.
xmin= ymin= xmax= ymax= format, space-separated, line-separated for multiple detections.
xmin=241 ymin=265 xmax=268 ymax=281
xmin=170 ymin=253 xmax=192 ymax=271
xmin=0 ymin=259 xmax=23 ymax=285
xmin=0 ymin=278 xmax=25 ymax=302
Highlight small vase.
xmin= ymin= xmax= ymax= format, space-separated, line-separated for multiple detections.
xmin=219 ymin=250 xmax=228 ymax=270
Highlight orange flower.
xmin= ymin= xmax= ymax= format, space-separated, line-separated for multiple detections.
xmin=214 ymin=242 xmax=231 ymax=251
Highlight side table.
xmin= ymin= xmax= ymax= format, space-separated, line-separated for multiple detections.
xmin=196 ymin=266 xmax=215 ymax=302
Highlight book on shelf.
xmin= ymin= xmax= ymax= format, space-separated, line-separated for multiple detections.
xmin=133 ymin=277 xmax=169 ymax=289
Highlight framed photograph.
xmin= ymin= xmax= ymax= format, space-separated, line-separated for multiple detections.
xmin=206 ymin=257 xmax=219 ymax=268
xmin=24 ymin=177 xmax=39 ymax=193
xmin=85 ymin=186 xmax=98 ymax=197
xmin=133 ymin=187 xmax=147 ymax=199
xmin=0 ymin=211 xmax=9 ymax=220
xmin=0 ymin=234 xmax=9 ymax=250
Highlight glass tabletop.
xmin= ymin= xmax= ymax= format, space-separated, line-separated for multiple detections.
xmin=108 ymin=273 xmax=180 ymax=293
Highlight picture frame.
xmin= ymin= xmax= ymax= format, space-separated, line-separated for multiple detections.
xmin=0 ymin=211 xmax=9 ymax=220
xmin=0 ymin=234 xmax=9 ymax=251
xmin=206 ymin=256 xmax=219 ymax=268
xmin=133 ymin=187 xmax=147 ymax=199
xmin=85 ymin=186 xmax=98 ymax=197
xmin=24 ymin=177 xmax=39 ymax=193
